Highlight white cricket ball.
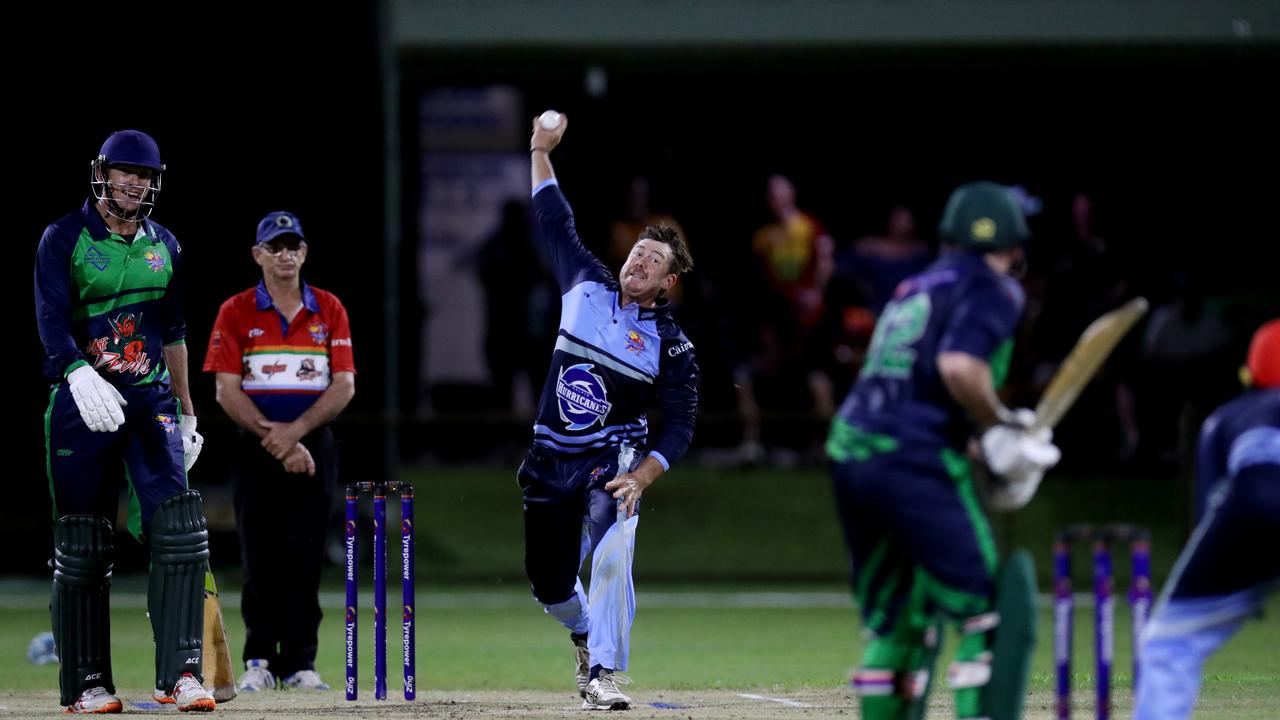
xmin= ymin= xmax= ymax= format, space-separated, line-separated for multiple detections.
xmin=538 ymin=110 xmax=562 ymax=130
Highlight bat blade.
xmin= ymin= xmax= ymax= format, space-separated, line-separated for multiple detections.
xmin=1031 ymin=297 xmax=1149 ymax=433
xmin=203 ymin=568 xmax=238 ymax=703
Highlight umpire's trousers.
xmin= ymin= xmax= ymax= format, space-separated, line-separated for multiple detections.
xmin=231 ymin=425 xmax=338 ymax=677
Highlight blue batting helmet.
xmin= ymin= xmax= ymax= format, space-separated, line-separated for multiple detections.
xmin=90 ymin=130 xmax=164 ymax=221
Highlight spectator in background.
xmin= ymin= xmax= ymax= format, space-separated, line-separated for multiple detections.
xmin=1139 ymin=272 xmax=1234 ymax=468
xmin=736 ymin=174 xmax=836 ymax=464
xmin=475 ymin=199 xmax=555 ymax=414
xmin=608 ymin=177 xmax=688 ymax=276
xmin=1028 ymin=191 xmax=1140 ymax=465
xmin=843 ymin=204 xmax=933 ymax=315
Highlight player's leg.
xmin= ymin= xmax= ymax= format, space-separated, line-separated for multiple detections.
xmin=575 ymin=447 xmax=638 ymax=711
xmin=146 ymin=490 xmax=215 ymax=710
xmin=1135 ymin=461 xmax=1280 ymax=720
xmin=46 ymin=385 xmax=124 ymax=712
xmin=891 ymin=449 xmax=1005 ymax=719
xmin=125 ymin=390 xmax=215 ymax=710
xmin=53 ymin=515 xmax=121 ymax=712
xmin=519 ymin=445 xmax=594 ymax=695
xmin=830 ymin=450 xmax=940 ymax=720
xmin=277 ymin=427 xmax=337 ymax=689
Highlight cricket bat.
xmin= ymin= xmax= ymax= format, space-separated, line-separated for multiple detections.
xmin=203 ymin=567 xmax=237 ymax=703
xmin=1030 ymin=297 xmax=1149 ymax=433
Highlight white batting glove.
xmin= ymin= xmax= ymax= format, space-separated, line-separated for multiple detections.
xmin=67 ymin=365 xmax=127 ymax=432
xmin=981 ymin=410 xmax=1061 ymax=511
xmin=986 ymin=465 xmax=1048 ymax=511
xmin=180 ymin=414 xmax=204 ymax=472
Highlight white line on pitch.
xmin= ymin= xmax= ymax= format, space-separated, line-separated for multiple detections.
xmin=737 ymin=693 xmax=812 ymax=708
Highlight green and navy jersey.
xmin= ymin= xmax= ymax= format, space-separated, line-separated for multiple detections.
xmin=531 ymin=180 xmax=698 ymax=471
xmin=36 ymin=200 xmax=187 ymax=386
xmin=832 ymin=251 xmax=1024 ymax=451
xmin=203 ymin=281 xmax=355 ymax=423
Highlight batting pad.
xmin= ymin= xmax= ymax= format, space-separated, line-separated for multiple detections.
xmin=53 ymin=514 xmax=116 ymax=706
xmin=148 ymin=490 xmax=209 ymax=693
xmin=588 ymin=506 xmax=638 ymax=671
xmin=979 ymin=550 xmax=1037 ymax=720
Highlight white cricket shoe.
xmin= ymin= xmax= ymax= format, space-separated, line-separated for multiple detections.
xmin=172 ymin=673 xmax=216 ymax=712
xmin=573 ymin=635 xmax=590 ymax=698
xmin=236 ymin=659 xmax=276 ymax=692
xmin=281 ymin=669 xmax=331 ymax=691
xmin=64 ymin=686 xmax=122 ymax=714
xmin=582 ymin=670 xmax=631 ymax=711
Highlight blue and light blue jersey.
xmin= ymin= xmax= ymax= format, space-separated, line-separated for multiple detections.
xmin=1194 ymin=388 xmax=1280 ymax=518
xmin=531 ymin=180 xmax=698 ymax=470
xmin=833 ymin=251 xmax=1024 ymax=450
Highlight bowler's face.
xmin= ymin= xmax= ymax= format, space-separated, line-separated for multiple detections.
xmin=619 ymin=239 xmax=674 ymax=301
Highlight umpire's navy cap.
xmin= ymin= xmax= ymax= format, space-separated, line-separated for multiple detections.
xmin=256 ymin=211 xmax=306 ymax=245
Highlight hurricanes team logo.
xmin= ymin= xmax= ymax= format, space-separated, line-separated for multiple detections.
xmin=555 ymin=363 xmax=612 ymax=430
xmin=589 ymin=465 xmax=610 ymax=482
xmin=155 ymin=414 xmax=176 ymax=433
xmin=624 ymin=330 xmax=646 ymax=354
xmin=85 ymin=312 xmax=151 ymax=376
xmin=309 ymin=322 xmax=329 ymax=345
xmin=143 ymin=249 xmax=166 ymax=272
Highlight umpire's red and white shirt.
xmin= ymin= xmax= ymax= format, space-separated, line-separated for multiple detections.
xmin=203 ymin=281 xmax=355 ymax=422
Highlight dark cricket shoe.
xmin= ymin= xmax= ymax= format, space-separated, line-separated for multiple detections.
xmin=572 ymin=634 xmax=590 ymax=698
xmin=582 ymin=670 xmax=631 ymax=711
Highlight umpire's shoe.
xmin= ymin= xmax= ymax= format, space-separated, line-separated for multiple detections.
xmin=582 ymin=670 xmax=631 ymax=711
xmin=572 ymin=633 xmax=590 ymax=698
xmin=236 ymin=659 xmax=276 ymax=692
xmin=65 ymin=686 xmax=123 ymax=714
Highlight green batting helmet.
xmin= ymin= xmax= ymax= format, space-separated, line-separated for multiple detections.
xmin=938 ymin=181 xmax=1029 ymax=250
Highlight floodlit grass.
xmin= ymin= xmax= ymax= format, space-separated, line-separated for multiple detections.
xmin=3 ymin=585 xmax=1277 ymax=715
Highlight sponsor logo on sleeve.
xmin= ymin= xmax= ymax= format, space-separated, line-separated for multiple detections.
xmin=667 ymin=340 xmax=694 ymax=357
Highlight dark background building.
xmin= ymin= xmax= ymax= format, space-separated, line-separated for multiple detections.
xmin=8 ymin=1 xmax=1278 ymax=573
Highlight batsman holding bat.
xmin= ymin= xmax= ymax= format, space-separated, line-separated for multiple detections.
xmin=826 ymin=181 xmax=1059 ymax=719
xmin=522 ymin=112 xmax=698 ymax=711
xmin=35 ymin=130 xmax=215 ymax=712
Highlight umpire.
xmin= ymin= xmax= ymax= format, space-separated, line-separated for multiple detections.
xmin=203 ymin=211 xmax=356 ymax=692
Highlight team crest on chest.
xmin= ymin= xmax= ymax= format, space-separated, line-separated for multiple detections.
xmin=143 ymin=249 xmax=166 ymax=272
xmin=624 ymin=330 xmax=646 ymax=354
xmin=556 ymin=363 xmax=612 ymax=431
xmin=309 ymin=322 xmax=329 ymax=345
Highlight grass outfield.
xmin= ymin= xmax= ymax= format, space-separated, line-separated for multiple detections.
xmin=2 ymin=586 xmax=1278 ymax=716
xmin=4 ymin=465 xmax=1274 ymax=715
